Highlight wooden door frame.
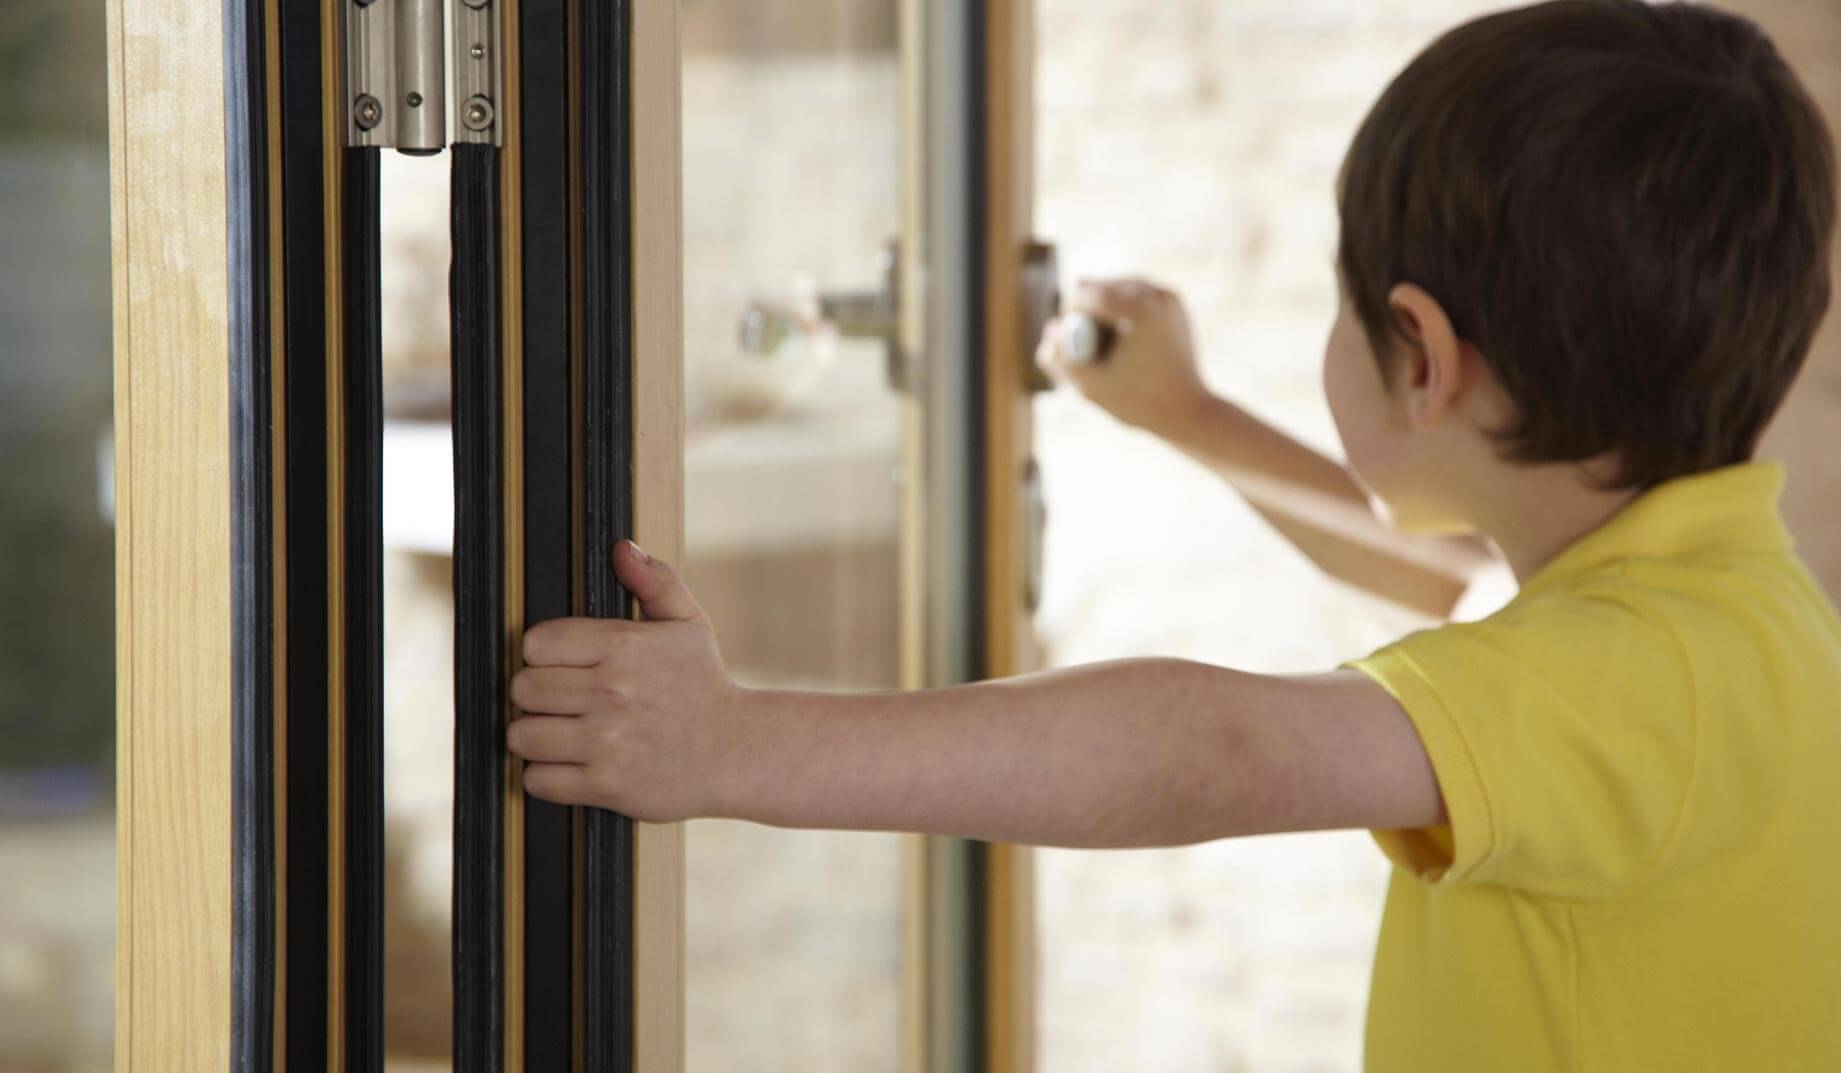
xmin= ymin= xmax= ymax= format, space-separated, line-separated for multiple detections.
xmin=109 ymin=0 xmax=239 ymax=1064
xmin=627 ymin=5 xmax=687 ymax=1067
xmin=898 ymin=3 xmax=1038 ymax=1071
xmin=979 ymin=5 xmax=1038 ymax=1071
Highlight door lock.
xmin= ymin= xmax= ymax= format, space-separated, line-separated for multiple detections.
xmin=1020 ymin=240 xmax=1060 ymax=392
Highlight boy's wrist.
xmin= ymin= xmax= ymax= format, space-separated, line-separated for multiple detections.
xmin=1153 ymin=389 xmax=1235 ymax=453
xmin=706 ymin=683 xmax=769 ymax=822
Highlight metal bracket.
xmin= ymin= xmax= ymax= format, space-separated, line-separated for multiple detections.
xmin=346 ymin=0 xmax=446 ymax=152
xmin=452 ymin=0 xmax=503 ymax=147
xmin=346 ymin=0 xmax=501 ymax=151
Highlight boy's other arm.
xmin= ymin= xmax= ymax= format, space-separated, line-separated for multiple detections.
xmin=506 ymin=543 xmax=1447 ymax=849
xmin=1044 ymin=279 xmax=1494 ymax=619
xmin=1166 ymin=391 xmax=1490 ymax=618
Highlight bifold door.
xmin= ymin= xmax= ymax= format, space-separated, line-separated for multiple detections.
xmin=110 ymin=0 xmax=680 ymax=1069
xmin=110 ymin=1 xmax=1035 ymax=1070
xmin=445 ymin=2 xmax=683 ymax=1069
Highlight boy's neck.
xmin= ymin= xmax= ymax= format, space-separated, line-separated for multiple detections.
xmin=1471 ymin=460 xmax=1642 ymax=584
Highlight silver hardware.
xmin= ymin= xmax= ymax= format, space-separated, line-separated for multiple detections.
xmin=461 ymin=95 xmax=496 ymax=133
xmin=738 ymin=240 xmax=910 ymax=392
xmin=354 ymin=94 xmax=384 ymax=132
xmin=346 ymin=0 xmax=446 ymax=151
xmin=452 ymin=0 xmax=502 ymax=146
xmin=1062 ymin=312 xmax=1114 ymax=365
xmin=738 ymin=308 xmax=793 ymax=355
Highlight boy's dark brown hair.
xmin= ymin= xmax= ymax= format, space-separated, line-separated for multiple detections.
xmin=1337 ymin=0 xmax=1836 ymax=488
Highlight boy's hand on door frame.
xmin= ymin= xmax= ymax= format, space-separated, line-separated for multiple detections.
xmin=507 ymin=540 xmax=745 ymax=823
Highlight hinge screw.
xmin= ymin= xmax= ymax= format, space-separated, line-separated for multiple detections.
xmin=470 ymin=43 xmax=486 ymax=60
xmin=462 ymin=95 xmax=495 ymax=132
xmin=407 ymin=91 xmax=424 ymax=108
xmin=354 ymin=94 xmax=383 ymax=131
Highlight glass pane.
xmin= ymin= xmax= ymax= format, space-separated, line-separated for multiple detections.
xmin=679 ymin=1 xmax=906 ymax=1069
xmin=0 ymin=4 xmax=116 ymax=1071
xmin=378 ymin=152 xmax=456 ymax=1073
xmin=1030 ymin=4 xmax=1503 ymax=1072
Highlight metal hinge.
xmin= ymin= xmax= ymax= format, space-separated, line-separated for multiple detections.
xmin=346 ymin=0 xmax=503 ymax=151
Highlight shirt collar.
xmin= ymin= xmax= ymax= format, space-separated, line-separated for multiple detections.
xmin=1517 ymin=460 xmax=1793 ymax=597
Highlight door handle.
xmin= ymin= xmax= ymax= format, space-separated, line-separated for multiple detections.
xmin=1018 ymin=241 xmax=1115 ymax=386
xmin=1060 ymin=311 xmax=1116 ymax=365
xmin=737 ymin=239 xmax=908 ymax=392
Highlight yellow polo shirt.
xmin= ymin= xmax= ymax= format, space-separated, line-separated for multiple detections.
xmin=1349 ymin=461 xmax=1841 ymax=1072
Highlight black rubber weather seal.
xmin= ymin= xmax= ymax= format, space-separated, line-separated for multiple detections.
xmin=451 ymin=141 xmax=508 ymax=1073
xmin=342 ymin=143 xmax=386 ymax=1073
xmin=576 ymin=3 xmax=636 ymax=1071
xmin=225 ymin=0 xmax=276 ymax=1066
xmin=277 ymin=0 xmax=332 ymax=1066
xmin=516 ymin=0 xmax=577 ymax=1064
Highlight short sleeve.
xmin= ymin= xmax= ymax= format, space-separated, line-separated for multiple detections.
xmin=1345 ymin=586 xmax=1698 ymax=900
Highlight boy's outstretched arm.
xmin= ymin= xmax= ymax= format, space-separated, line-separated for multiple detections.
xmin=506 ymin=542 xmax=1446 ymax=848
xmin=1043 ymin=279 xmax=1495 ymax=619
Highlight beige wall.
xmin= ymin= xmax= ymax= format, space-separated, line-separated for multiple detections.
xmin=1749 ymin=0 xmax=1841 ymax=592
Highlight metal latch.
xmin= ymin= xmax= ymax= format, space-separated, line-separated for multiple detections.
xmin=346 ymin=0 xmax=502 ymax=151
xmin=738 ymin=240 xmax=910 ymax=393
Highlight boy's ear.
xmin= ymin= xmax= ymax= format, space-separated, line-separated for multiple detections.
xmin=1386 ymin=282 xmax=1470 ymax=430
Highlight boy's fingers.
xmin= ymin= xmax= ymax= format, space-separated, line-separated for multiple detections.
xmin=506 ymin=715 xmax=590 ymax=763
xmin=522 ymin=616 xmax=627 ymax=667
xmin=510 ymin=666 xmax=602 ymax=715
xmin=612 ymin=541 xmax=706 ymax=624
xmin=521 ymin=762 xmax=593 ymax=805
xmin=1035 ymin=328 xmax=1063 ymax=376
xmin=1072 ymin=279 xmax=1143 ymax=326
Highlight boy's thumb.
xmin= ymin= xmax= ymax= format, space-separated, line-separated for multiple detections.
xmin=612 ymin=540 xmax=705 ymax=624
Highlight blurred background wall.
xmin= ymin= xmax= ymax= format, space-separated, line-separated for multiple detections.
xmin=0 ymin=2 xmax=118 ymax=1070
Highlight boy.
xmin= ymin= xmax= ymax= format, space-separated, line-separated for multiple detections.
xmin=506 ymin=1 xmax=1841 ymax=1068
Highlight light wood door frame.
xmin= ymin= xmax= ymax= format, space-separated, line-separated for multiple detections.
xmin=109 ymin=0 xmax=240 ymax=1065
xmin=899 ymin=3 xmax=1038 ymax=1071
xmin=979 ymin=6 xmax=1039 ymax=1072
xmin=628 ymin=6 xmax=687 ymax=1067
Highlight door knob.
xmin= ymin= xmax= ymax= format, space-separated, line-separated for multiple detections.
xmin=1060 ymin=311 xmax=1116 ymax=366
